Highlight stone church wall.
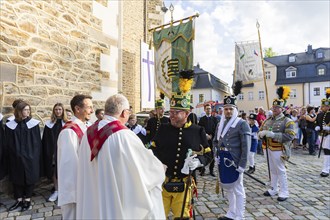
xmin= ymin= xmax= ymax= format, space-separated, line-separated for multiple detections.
xmin=0 ymin=0 xmax=163 ymax=123
xmin=0 ymin=0 xmax=115 ymax=124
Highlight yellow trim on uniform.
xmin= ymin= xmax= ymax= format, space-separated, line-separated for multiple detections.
xmin=184 ymin=121 xmax=192 ymax=128
xmin=285 ymin=130 xmax=295 ymax=136
xmin=285 ymin=121 xmax=295 ymax=127
xmin=204 ymin=147 xmax=211 ymax=153
xmin=262 ymin=138 xmax=283 ymax=151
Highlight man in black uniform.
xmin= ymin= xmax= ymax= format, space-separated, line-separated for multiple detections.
xmin=315 ymin=89 xmax=330 ymax=177
xmin=146 ymin=98 xmax=170 ymax=143
xmin=152 ymin=70 xmax=211 ymax=219
xmin=198 ymin=103 xmax=218 ymax=176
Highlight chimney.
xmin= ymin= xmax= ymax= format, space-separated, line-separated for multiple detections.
xmin=307 ymin=44 xmax=313 ymax=54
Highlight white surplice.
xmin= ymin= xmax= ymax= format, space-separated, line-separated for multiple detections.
xmin=57 ymin=116 xmax=87 ymax=207
xmin=76 ymin=115 xmax=166 ymax=220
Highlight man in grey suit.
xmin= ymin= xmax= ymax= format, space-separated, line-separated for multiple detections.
xmin=213 ymin=95 xmax=251 ymax=220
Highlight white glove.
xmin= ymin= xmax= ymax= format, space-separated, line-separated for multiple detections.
xmin=323 ymin=125 xmax=330 ymax=131
xmin=258 ymin=130 xmax=267 ymax=139
xmin=265 ymin=131 xmax=275 ymax=138
xmin=163 ymin=164 xmax=168 ymax=172
xmin=236 ymin=166 xmax=245 ymax=174
xmin=181 ymin=154 xmax=201 ymax=174
xmin=315 ymin=126 xmax=320 ymax=131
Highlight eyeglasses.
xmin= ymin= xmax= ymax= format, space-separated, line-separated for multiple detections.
xmin=122 ymin=109 xmax=131 ymax=115
xmin=169 ymin=110 xmax=184 ymax=115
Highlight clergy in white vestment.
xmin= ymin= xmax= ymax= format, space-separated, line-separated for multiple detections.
xmin=76 ymin=94 xmax=166 ymax=220
xmin=57 ymin=94 xmax=94 ymax=220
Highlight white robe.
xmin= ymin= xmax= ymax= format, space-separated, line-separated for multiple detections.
xmin=57 ymin=116 xmax=87 ymax=206
xmin=76 ymin=116 xmax=166 ymax=220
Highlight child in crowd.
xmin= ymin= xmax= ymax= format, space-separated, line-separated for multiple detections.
xmin=247 ymin=113 xmax=259 ymax=174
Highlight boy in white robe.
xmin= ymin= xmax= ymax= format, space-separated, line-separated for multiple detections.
xmin=57 ymin=94 xmax=94 ymax=219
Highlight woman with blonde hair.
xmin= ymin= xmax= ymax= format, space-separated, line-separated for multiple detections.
xmin=41 ymin=103 xmax=68 ymax=202
xmin=5 ymin=101 xmax=41 ymax=212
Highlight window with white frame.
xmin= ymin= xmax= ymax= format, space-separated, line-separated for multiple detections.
xmin=265 ymin=71 xmax=271 ymax=80
xmin=199 ymin=94 xmax=204 ymax=103
xmin=286 ymin=71 xmax=296 ymax=78
xmin=248 ymin=92 xmax=253 ymax=101
xmin=258 ymin=91 xmax=265 ymax=100
xmin=238 ymin=93 xmax=244 ymax=100
xmin=313 ymin=87 xmax=320 ymax=96
xmin=285 ymin=66 xmax=297 ymax=78
xmin=318 ymin=68 xmax=325 ymax=75
xmin=290 ymin=89 xmax=297 ymax=98
xmin=289 ymin=56 xmax=296 ymax=62
xmin=317 ymin=52 xmax=324 ymax=59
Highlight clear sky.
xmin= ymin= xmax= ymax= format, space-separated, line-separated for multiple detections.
xmin=163 ymin=0 xmax=330 ymax=86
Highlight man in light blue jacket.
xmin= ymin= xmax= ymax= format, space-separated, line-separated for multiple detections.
xmin=213 ymin=95 xmax=251 ymax=220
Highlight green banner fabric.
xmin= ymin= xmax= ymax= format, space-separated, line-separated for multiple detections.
xmin=153 ymin=20 xmax=194 ymax=97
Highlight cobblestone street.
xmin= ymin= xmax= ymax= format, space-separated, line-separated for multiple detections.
xmin=1 ymin=147 xmax=329 ymax=220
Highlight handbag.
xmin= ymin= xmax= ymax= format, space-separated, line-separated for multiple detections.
xmin=163 ymin=180 xmax=185 ymax=192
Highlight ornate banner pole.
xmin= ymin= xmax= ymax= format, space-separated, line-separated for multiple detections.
xmin=149 ymin=13 xmax=199 ymax=32
xmin=256 ymin=21 xmax=270 ymax=110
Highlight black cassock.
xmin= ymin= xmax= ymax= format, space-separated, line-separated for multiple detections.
xmin=5 ymin=118 xmax=41 ymax=185
xmin=0 ymin=115 xmax=7 ymax=180
xmin=41 ymin=119 xmax=63 ymax=179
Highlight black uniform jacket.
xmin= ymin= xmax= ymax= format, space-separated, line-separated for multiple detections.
xmin=5 ymin=118 xmax=41 ymax=185
xmin=152 ymin=122 xmax=211 ymax=179
xmin=198 ymin=115 xmax=218 ymax=147
xmin=41 ymin=119 xmax=63 ymax=179
xmin=146 ymin=116 xmax=170 ymax=143
xmin=316 ymin=110 xmax=330 ymax=135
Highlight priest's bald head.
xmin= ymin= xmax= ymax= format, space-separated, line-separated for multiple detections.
xmin=105 ymin=94 xmax=130 ymax=125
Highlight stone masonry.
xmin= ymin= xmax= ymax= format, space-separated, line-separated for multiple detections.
xmin=0 ymin=0 xmax=163 ymax=123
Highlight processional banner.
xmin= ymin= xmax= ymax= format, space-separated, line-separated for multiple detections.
xmin=235 ymin=42 xmax=263 ymax=84
xmin=153 ymin=20 xmax=194 ymax=97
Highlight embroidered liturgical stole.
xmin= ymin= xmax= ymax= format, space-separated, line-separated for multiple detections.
xmin=62 ymin=121 xmax=84 ymax=143
xmin=87 ymin=120 xmax=127 ymax=161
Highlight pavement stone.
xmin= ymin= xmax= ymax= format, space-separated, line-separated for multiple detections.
xmin=0 ymin=147 xmax=329 ymax=219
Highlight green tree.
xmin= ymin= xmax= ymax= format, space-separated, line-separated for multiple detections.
xmin=264 ymin=47 xmax=277 ymax=58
